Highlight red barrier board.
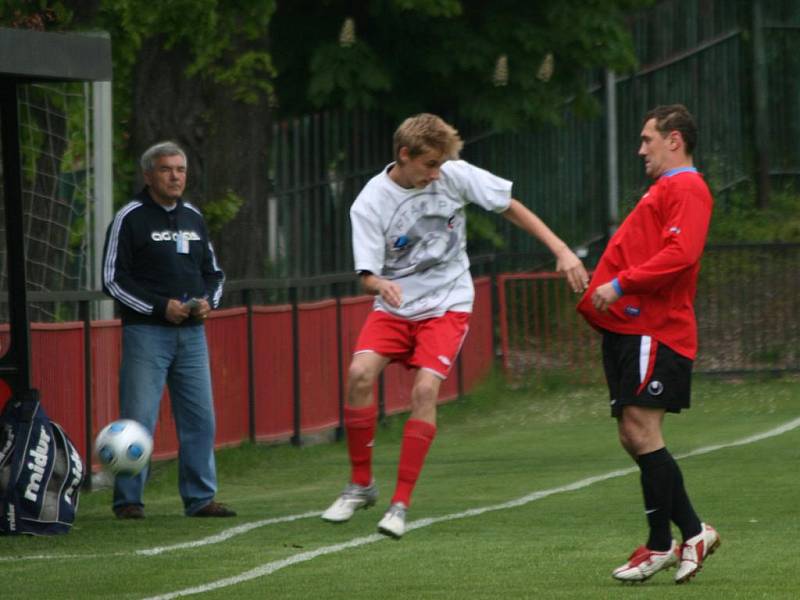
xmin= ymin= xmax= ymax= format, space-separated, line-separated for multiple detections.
xmin=90 ymin=320 xmax=122 ymax=446
xmin=252 ymin=305 xmax=295 ymax=441
xmin=461 ymin=277 xmax=494 ymax=390
xmin=206 ymin=308 xmax=250 ymax=447
xmin=2 ymin=277 xmax=495 ymax=468
xmin=30 ymin=322 xmax=86 ymax=455
xmin=298 ymin=299 xmax=340 ymax=433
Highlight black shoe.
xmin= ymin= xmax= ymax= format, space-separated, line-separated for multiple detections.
xmin=114 ymin=504 xmax=145 ymax=519
xmin=191 ymin=501 xmax=236 ymax=517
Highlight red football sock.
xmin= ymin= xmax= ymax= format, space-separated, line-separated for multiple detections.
xmin=345 ymin=404 xmax=377 ymax=487
xmin=391 ymin=419 xmax=437 ymax=507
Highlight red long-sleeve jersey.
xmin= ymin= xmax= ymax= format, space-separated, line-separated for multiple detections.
xmin=577 ymin=168 xmax=713 ymax=359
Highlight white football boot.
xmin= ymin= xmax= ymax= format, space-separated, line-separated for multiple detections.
xmin=675 ymin=523 xmax=721 ymax=584
xmin=321 ymin=481 xmax=378 ymax=523
xmin=612 ymin=540 xmax=679 ymax=582
xmin=377 ymin=502 xmax=407 ymax=539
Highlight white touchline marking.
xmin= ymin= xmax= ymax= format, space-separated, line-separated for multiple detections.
xmin=143 ymin=416 xmax=800 ymax=600
xmin=0 ymin=511 xmax=322 ymax=563
xmin=136 ymin=511 xmax=321 ymax=556
xmin=145 ymin=533 xmax=388 ymax=600
xmin=0 ymin=552 xmax=113 ymax=562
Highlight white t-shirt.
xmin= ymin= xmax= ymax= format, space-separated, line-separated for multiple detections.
xmin=350 ymin=159 xmax=512 ymax=320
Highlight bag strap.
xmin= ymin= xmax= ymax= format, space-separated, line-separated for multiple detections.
xmin=11 ymin=389 xmax=40 ymax=422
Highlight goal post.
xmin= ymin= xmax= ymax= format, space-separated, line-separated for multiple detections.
xmin=92 ymin=79 xmax=114 ymax=319
xmin=0 ymin=26 xmax=112 ymax=392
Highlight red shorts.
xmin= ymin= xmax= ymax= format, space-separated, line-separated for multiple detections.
xmin=354 ymin=310 xmax=471 ymax=379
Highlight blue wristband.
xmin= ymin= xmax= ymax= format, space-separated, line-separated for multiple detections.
xmin=611 ymin=278 xmax=624 ymax=296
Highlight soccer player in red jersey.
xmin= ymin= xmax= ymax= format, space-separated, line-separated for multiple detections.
xmin=322 ymin=113 xmax=588 ymax=538
xmin=578 ymin=105 xmax=720 ymax=583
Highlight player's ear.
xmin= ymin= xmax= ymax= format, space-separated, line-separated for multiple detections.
xmin=669 ymin=130 xmax=682 ymax=151
xmin=397 ymin=146 xmax=411 ymax=164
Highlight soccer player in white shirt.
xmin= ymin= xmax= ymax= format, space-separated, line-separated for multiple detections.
xmin=322 ymin=113 xmax=589 ymax=538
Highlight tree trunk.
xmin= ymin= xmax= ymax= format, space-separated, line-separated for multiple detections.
xmin=203 ymin=86 xmax=273 ymax=281
xmin=129 ymin=36 xmax=272 ymax=281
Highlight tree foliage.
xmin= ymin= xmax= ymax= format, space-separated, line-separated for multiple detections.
xmin=1 ymin=0 xmax=277 ymax=199
xmin=2 ymin=0 xmax=653 ymax=172
xmin=100 ymin=0 xmax=276 ymax=105
xmin=1 ymin=0 xmax=653 ymax=278
xmin=272 ymin=0 xmax=652 ymax=129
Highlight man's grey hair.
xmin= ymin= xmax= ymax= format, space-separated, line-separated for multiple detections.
xmin=140 ymin=141 xmax=187 ymax=172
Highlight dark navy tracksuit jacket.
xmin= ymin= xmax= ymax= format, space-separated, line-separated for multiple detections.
xmin=102 ymin=188 xmax=224 ymax=327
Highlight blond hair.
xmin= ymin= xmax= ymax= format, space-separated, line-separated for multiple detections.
xmin=393 ymin=113 xmax=463 ymax=161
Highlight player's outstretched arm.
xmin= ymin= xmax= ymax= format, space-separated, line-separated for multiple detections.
xmin=501 ymin=199 xmax=589 ymax=293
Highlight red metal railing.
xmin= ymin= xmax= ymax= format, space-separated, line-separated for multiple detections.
xmin=497 ymin=272 xmax=600 ymax=380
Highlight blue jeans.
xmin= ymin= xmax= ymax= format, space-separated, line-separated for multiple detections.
xmin=113 ymin=324 xmax=217 ymax=515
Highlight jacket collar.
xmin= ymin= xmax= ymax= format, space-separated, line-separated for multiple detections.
xmin=135 ymin=187 xmax=183 ymax=210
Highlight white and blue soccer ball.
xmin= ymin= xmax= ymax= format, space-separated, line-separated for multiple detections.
xmin=94 ymin=419 xmax=153 ymax=475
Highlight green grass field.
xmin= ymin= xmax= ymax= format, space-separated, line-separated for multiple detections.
xmin=3 ymin=372 xmax=799 ymax=599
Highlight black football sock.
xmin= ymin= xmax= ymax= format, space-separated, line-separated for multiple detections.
xmin=637 ymin=447 xmax=674 ymax=551
xmin=668 ymin=454 xmax=702 ymax=541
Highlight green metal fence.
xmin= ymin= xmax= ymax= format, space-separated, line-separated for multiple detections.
xmin=265 ymin=0 xmax=799 ymax=289
xmin=269 ymin=111 xmax=394 ymax=293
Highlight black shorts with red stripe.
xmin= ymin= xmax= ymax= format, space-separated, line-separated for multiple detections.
xmin=601 ymin=330 xmax=693 ymax=418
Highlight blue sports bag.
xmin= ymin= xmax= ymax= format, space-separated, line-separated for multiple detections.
xmin=0 ymin=389 xmax=84 ymax=535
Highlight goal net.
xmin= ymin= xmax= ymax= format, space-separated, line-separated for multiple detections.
xmin=0 ymin=81 xmax=110 ymax=322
